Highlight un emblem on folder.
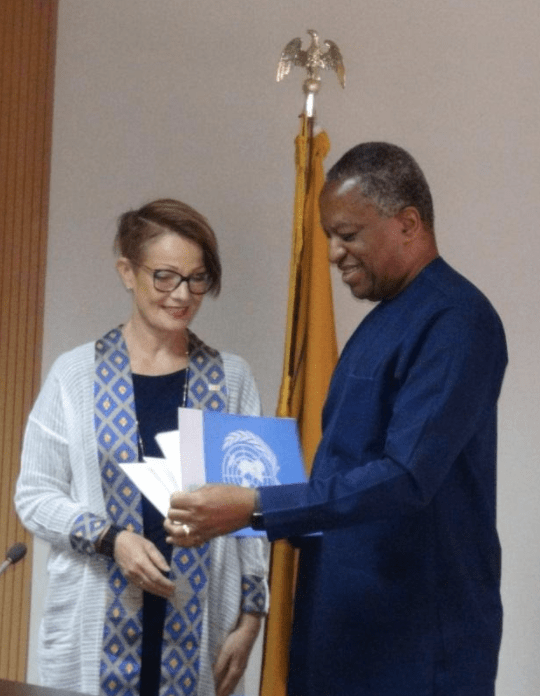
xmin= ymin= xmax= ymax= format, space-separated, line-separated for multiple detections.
xmin=221 ymin=430 xmax=280 ymax=487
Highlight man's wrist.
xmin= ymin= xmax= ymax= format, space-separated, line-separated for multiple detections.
xmin=250 ymin=489 xmax=265 ymax=530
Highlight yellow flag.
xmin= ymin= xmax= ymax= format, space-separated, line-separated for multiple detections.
xmin=259 ymin=115 xmax=338 ymax=696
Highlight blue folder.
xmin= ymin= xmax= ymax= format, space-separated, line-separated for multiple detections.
xmin=201 ymin=411 xmax=307 ymax=536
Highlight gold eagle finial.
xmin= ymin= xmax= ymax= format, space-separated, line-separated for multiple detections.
xmin=276 ymin=29 xmax=345 ymax=88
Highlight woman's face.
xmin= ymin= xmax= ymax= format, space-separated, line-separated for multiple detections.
xmin=118 ymin=231 xmax=206 ymax=335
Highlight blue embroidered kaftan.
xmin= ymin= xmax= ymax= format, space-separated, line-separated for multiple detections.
xmin=260 ymin=258 xmax=507 ymax=696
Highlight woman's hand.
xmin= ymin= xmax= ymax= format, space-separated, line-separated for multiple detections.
xmin=213 ymin=612 xmax=263 ymax=696
xmin=114 ymin=530 xmax=175 ymax=599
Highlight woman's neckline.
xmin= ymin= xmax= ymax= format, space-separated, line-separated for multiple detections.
xmin=132 ymin=367 xmax=187 ymax=379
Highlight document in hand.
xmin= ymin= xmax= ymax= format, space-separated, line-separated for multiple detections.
xmin=119 ymin=409 xmax=307 ymax=536
xmin=178 ymin=408 xmax=307 ymax=536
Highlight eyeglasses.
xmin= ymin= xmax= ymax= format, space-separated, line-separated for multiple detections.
xmin=134 ymin=263 xmax=212 ymax=295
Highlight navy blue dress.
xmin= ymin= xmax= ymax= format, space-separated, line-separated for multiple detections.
xmin=260 ymin=258 xmax=507 ymax=696
xmin=133 ymin=369 xmax=187 ymax=696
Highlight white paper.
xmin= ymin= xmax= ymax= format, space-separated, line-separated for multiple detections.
xmin=119 ymin=429 xmax=184 ymax=517
xmin=177 ymin=408 xmax=206 ymax=491
xmin=119 ymin=411 xmax=207 ymax=516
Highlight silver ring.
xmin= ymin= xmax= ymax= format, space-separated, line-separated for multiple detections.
xmin=181 ymin=523 xmax=190 ymax=536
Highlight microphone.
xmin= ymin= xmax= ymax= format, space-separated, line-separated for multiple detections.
xmin=0 ymin=542 xmax=27 ymax=577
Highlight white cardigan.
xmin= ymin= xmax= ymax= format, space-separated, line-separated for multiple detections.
xmin=15 ymin=340 xmax=269 ymax=696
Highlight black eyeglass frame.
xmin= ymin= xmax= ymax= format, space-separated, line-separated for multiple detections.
xmin=133 ymin=262 xmax=213 ymax=295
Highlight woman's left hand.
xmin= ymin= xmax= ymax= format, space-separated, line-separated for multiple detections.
xmin=213 ymin=612 xmax=263 ymax=696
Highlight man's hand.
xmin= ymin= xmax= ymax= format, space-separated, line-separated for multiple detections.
xmin=213 ymin=613 xmax=263 ymax=696
xmin=114 ymin=530 xmax=175 ymax=599
xmin=164 ymin=484 xmax=257 ymax=547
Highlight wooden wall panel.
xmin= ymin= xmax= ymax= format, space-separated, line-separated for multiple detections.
xmin=0 ymin=0 xmax=58 ymax=681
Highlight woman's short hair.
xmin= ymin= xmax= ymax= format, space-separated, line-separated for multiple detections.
xmin=114 ymin=198 xmax=221 ymax=296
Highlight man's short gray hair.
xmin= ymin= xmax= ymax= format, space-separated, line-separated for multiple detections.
xmin=326 ymin=142 xmax=434 ymax=231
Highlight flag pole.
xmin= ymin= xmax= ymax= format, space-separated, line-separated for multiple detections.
xmin=259 ymin=30 xmax=344 ymax=696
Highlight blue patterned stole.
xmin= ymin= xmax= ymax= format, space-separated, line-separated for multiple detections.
xmin=94 ymin=326 xmax=227 ymax=696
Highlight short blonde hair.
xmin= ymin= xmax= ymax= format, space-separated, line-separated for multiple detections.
xmin=114 ymin=198 xmax=221 ymax=296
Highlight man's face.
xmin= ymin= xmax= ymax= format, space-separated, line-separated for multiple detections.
xmin=320 ymin=179 xmax=410 ymax=301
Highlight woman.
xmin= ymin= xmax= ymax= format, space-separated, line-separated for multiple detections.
xmin=15 ymin=199 xmax=269 ymax=696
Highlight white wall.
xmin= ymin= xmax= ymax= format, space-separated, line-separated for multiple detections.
xmin=28 ymin=0 xmax=540 ymax=693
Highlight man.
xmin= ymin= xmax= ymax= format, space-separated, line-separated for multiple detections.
xmin=164 ymin=143 xmax=507 ymax=696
